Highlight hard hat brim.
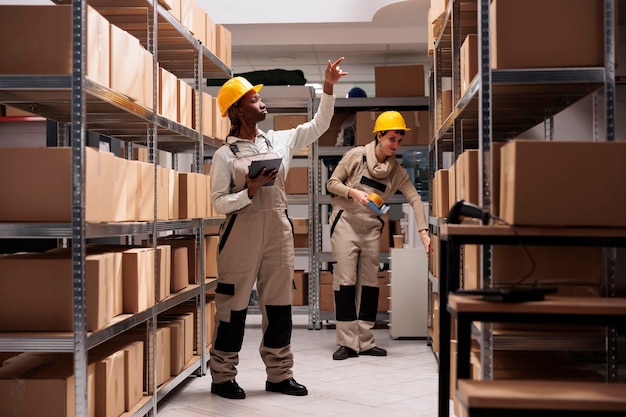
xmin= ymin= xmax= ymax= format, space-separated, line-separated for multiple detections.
xmin=372 ymin=127 xmax=411 ymax=133
xmin=220 ymin=83 xmax=264 ymax=117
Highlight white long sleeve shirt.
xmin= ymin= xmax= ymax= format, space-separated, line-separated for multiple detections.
xmin=210 ymin=92 xmax=336 ymax=215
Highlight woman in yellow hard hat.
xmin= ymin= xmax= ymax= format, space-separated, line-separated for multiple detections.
xmin=326 ymin=110 xmax=431 ymax=361
xmin=208 ymin=58 xmax=347 ymax=400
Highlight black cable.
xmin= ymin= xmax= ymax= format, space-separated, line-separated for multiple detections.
xmin=490 ymin=214 xmax=537 ymax=288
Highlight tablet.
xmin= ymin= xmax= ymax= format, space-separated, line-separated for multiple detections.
xmin=248 ymin=158 xmax=282 ymax=186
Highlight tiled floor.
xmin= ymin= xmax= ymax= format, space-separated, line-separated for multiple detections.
xmin=157 ymin=322 xmax=444 ymax=417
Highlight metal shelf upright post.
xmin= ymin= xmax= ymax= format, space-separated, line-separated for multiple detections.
xmin=70 ymin=2 xmax=89 ymax=415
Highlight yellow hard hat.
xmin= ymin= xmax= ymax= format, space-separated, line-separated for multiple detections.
xmin=372 ymin=111 xmax=410 ymax=133
xmin=217 ymin=76 xmax=263 ymax=117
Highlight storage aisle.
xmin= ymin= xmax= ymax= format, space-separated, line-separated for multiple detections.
xmin=157 ymin=326 xmax=444 ymax=417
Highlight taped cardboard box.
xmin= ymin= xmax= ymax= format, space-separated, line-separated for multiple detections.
xmin=0 ymin=147 xmax=116 ymax=222
xmin=0 ymin=354 xmax=96 ymax=417
xmin=500 ymin=140 xmax=626 ymax=227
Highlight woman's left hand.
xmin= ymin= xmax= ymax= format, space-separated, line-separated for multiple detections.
xmin=419 ymin=230 xmax=432 ymax=257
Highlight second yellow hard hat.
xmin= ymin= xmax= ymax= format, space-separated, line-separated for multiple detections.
xmin=372 ymin=111 xmax=410 ymax=133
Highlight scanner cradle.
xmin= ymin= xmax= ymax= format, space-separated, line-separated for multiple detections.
xmin=454 ymin=287 xmax=558 ymax=302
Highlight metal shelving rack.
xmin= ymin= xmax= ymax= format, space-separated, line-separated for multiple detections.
xmin=429 ymin=1 xmax=617 ymax=417
xmin=0 ymin=1 xmax=231 ymax=416
xmin=308 ymin=96 xmax=430 ymax=329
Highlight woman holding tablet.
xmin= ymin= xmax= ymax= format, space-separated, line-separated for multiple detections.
xmin=208 ymin=57 xmax=347 ymax=400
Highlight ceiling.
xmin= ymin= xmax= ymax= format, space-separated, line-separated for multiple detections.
xmin=198 ymin=0 xmax=432 ymax=98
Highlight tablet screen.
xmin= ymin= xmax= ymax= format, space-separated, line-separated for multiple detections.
xmin=248 ymin=158 xmax=282 ymax=186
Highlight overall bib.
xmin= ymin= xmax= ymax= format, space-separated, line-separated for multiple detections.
xmin=210 ymin=140 xmax=296 ymax=384
xmin=329 ymin=153 xmax=394 ymax=352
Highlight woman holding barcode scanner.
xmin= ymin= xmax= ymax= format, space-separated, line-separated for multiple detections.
xmin=326 ymin=111 xmax=431 ymax=361
xmin=208 ymin=57 xmax=347 ymax=399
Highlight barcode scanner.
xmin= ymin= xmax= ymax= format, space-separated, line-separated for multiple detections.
xmin=447 ymin=200 xmax=490 ymax=225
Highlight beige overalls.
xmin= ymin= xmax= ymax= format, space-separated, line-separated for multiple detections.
xmin=327 ymin=141 xmax=427 ymax=352
xmin=210 ymin=139 xmax=296 ymax=384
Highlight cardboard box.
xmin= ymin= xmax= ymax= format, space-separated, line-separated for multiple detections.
xmin=196 ymin=173 xmax=208 ymax=218
xmin=110 ymin=24 xmax=145 ymax=104
xmin=190 ymin=4 xmax=207 ymax=45
xmin=157 ymin=245 xmax=172 ymax=301
xmin=178 ymin=79 xmax=194 ymax=129
xmin=197 ymin=91 xmax=214 ymax=137
xmin=0 ymin=354 xmax=96 ymax=417
xmin=94 ymin=351 xmax=125 ymax=417
xmin=178 ymin=173 xmax=197 ymax=219
xmin=285 ymin=166 xmax=308 ymax=194
xmin=460 ymin=34 xmax=477 ymax=97
xmin=318 ymin=112 xmax=355 ymax=146
xmin=463 ymin=244 xmax=603 ymax=289
xmin=215 ymin=24 xmax=232 ymax=68
xmin=159 ymin=67 xmax=179 ymax=122
xmin=205 ymin=12 xmax=217 ymax=55
xmin=122 ymin=248 xmax=155 ymax=314
xmin=85 ymin=245 xmax=128 ymax=317
xmin=90 ymin=339 xmax=144 ymax=413
xmin=293 ymin=270 xmax=308 ymax=306
xmin=0 ymin=5 xmax=109 ymax=88
xmin=274 ymin=115 xmax=308 ymax=130
xmin=156 ymin=326 xmax=171 ymax=387
xmin=374 ymin=65 xmax=425 ymax=97
xmin=180 ymin=0 xmax=194 ymax=35
xmin=136 ymin=161 xmax=155 ymax=221
xmin=169 ymin=169 xmax=180 ymax=220
xmin=441 ymin=89 xmax=453 ymax=126
xmin=157 ymin=166 xmax=170 ymax=221
xmin=491 ymin=0 xmax=604 ymax=69
xmin=292 ymin=218 xmax=308 ymax=248
xmin=432 ymin=169 xmax=450 ymax=218
xmin=112 ymin=157 xmax=129 ymax=221
xmin=456 ymin=149 xmax=479 ymax=205
xmin=159 ymin=235 xmax=200 ymax=284
xmin=500 ymin=140 xmax=626 ymax=227
xmin=117 ymin=341 xmax=144 ymax=412
xmin=158 ymin=320 xmax=185 ymax=375
xmin=0 ymin=253 xmax=113 ymax=332
xmin=0 ymin=147 xmax=116 ymax=222
xmin=171 ymin=246 xmax=190 ymax=292
xmin=205 ymin=235 xmax=219 ymax=278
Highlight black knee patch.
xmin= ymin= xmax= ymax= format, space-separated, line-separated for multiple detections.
xmin=358 ymin=285 xmax=379 ymax=322
xmin=216 ymin=282 xmax=235 ymax=296
xmin=263 ymin=305 xmax=292 ymax=349
xmin=214 ymin=308 xmax=248 ymax=352
xmin=334 ymin=285 xmax=357 ymax=322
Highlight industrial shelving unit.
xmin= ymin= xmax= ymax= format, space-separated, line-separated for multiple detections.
xmin=0 ymin=1 xmax=231 ymax=416
xmin=308 ymin=95 xmax=430 ymax=329
xmin=428 ymin=1 xmax=618 ymax=417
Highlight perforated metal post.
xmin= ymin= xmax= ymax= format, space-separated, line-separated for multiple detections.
xmin=147 ymin=4 xmax=158 ymax=414
xmin=309 ymin=90 xmax=321 ymax=329
xmin=71 ymin=1 xmax=88 ymax=416
xmin=477 ymin=0 xmax=494 ymax=382
xmin=604 ymin=0 xmax=618 ymax=382
xmin=194 ymin=39 xmax=209 ymax=375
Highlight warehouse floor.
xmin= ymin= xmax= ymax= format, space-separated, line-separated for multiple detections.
xmin=157 ymin=324 xmax=445 ymax=417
